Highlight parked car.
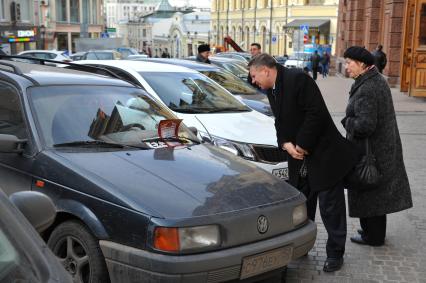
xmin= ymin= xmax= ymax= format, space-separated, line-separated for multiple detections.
xmin=284 ymin=52 xmax=322 ymax=73
xmin=129 ymin=57 xmax=273 ymax=116
xmin=115 ymin=47 xmax=139 ymax=58
xmin=0 ymin=59 xmax=316 ymax=282
xmin=79 ymin=50 xmax=122 ymax=60
xmin=0 ymin=188 xmax=72 ymax=282
xmin=214 ymin=52 xmax=252 ymax=63
xmin=69 ymin=51 xmax=87 ymax=61
xmin=274 ymin=56 xmax=288 ymax=65
xmin=18 ymin=50 xmax=71 ymax=62
xmin=76 ymin=60 xmax=288 ymax=179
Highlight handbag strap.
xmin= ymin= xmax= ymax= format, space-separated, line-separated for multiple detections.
xmin=364 ymin=138 xmax=372 ymax=155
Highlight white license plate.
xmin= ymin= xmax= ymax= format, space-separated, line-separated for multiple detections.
xmin=240 ymin=246 xmax=293 ymax=280
xmin=272 ymin=168 xmax=289 ymax=180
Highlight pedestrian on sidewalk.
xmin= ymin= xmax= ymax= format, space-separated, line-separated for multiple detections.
xmin=371 ymin=44 xmax=387 ymax=73
xmin=342 ymin=46 xmax=413 ymax=246
xmin=321 ymin=52 xmax=330 ymax=78
xmin=248 ymin=54 xmax=359 ymax=272
xmin=310 ymin=50 xmax=321 ymax=81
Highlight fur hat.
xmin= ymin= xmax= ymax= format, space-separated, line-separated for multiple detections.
xmin=343 ymin=46 xmax=374 ymax=66
xmin=198 ymin=44 xmax=210 ymax=53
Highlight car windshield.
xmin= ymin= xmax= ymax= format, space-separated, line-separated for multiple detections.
xmin=200 ymin=70 xmax=258 ymax=95
xmin=86 ymin=52 xmax=115 ymax=60
xmin=212 ymin=61 xmax=248 ymax=78
xmin=289 ymin=53 xmax=311 ymax=61
xmin=28 ymin=86 xmax=197 ymax=148
xmin=139 ymin=72 xmax=251 ymax=113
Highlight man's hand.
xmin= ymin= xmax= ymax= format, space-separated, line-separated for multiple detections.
xmin=282 ymin=142 xmax=304 ymax=160
xmin=295 ymin=145 xmax=309 ymax=155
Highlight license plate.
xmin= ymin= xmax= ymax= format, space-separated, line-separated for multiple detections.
xmin=272 ymin=168 xmax=289 ymax=180
xmin=240 ymin=246 xmax=293 ymax=280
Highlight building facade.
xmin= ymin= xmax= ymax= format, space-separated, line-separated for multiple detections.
xmin=335 ymin=0 xmax=404 ymax=86
xmin=0 ymin=0 xmax=42 ymax=54
xmin=153 ymin=10 xmax=210 ymax=58
xmin=210 ymin=0 xmax=339 ymax=56
xmin=40 ymin=0 xmax=104 ymax=52
xmin=105 ymin=0 xmax=160 ymax=29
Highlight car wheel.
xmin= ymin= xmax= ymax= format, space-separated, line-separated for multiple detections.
xmin=47 ymin=220 xmax=110 ymax=283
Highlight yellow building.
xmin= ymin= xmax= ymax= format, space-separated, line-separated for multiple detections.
xmin=211 ymin=0 xmax=339 ymax=56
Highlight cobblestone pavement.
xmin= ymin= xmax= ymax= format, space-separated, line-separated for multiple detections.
xmin=285 ymin=75 xmax=426 ymax=282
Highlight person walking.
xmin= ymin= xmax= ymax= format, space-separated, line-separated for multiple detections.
xmin=371 ymin=44 xmax=387 ymax=73
xmin=310 ymin=50 xmax=321 ymax=80
xmin=342 ymin=46 xmax=412 ymax=246
xmin=321 ymin=52 xmax=330 ymax=78
xmin=196 ymin=44 xmax=211 ymax=64
xmin=248 ymin=54 xmax=359 ymax=272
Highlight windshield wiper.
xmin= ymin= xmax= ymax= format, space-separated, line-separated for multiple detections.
xmin=204 ymin=107 xmax=251 ymax=113
xmin=170 ymin=107 xmax=212 ymax=114
xmin=53 ymin=140 xmax=149 ymax=149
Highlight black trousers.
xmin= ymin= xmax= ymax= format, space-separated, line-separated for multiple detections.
xmin=360 ymin=215 xmax=386 ymax=245
xmin=298 ymin=178 xmax=347 ymax=258
xmin=312 ymin=68 xmax=318 ymax=80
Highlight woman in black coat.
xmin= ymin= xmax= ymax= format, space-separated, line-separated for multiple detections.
xmin=342 ymin=46 xmax=413 ymax=246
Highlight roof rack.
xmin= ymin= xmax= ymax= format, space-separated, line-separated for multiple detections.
xmin=0 ymin=59 xmax=39 ymax=85
xmin=0 ymin=55 xmax=139 ymax=87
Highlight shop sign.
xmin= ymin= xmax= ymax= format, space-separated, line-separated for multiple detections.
xmin=17 ymin=30 xmax=35 ymax=37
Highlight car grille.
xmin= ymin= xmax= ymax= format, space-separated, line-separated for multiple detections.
xmin=252 ymin=145 xmax=287 ymax=163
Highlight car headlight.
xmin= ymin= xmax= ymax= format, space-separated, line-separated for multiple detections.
xmin=153 ymin=225 xmax=220 ymax=253
xmin=292 ymin=204 xmax=307 ymax=227
xmin=198 ymin=132 xmax=256 ymax=160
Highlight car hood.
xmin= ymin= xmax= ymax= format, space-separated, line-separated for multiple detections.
xmin=176 ymin=111 xmax=277 ymax=145
xmin=49 ymin=145 xmax=299 ymax=219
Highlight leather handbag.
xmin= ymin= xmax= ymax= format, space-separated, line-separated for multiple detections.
xmin=345 ymin=139 xmax=381 ymax=191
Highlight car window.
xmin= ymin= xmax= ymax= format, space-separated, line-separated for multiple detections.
xmin=86 ymin=52 xmax=113 ymax=60
xmin=102 ymin=66 xmax=143 ymax=88
xmin=28 ymin=86 xmax=196 ymax=147
xmin=0 ymin=83 xmax=27 ymax=139
xmin=218 ymin=62 xmax=248 ymax=78
xmin=0 ymin=226 xmax=38 ymax=282
xmin=140 ymin=72 xmax=250 ymax=113
xmin=201 ymin=70 xmax=257 ymax=95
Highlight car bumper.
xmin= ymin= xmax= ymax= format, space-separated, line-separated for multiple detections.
xmin=250 ymin=160 xmax=289 ymax=180
xmin=100 ymin=220 xmax=316 ymax=283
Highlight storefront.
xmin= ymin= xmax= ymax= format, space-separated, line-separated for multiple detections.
xmin=0 ymin=26 xmax=42 ymax=54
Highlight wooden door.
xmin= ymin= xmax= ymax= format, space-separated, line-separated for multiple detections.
xmin=409 ymin=0 xmax=426 ymax=97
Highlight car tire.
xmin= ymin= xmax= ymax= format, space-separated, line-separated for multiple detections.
xmin=47 ymin=220 xmax=110 ymax=283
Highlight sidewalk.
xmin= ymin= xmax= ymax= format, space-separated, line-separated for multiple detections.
xmin=285 ymin=75 xmax=426 ymax=282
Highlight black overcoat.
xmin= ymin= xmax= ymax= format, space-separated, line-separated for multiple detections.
xmin=267 ymin=64 xmax=359 ymax=192
xmin=342 ymin=67 xmax=413 ymax=218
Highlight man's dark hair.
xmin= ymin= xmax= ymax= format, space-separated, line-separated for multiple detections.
xmin=248 ymin=53 xmax=277 ymax=69
xmin=377 ymin=44 xmax=383 ymax=50
xmin=250 ymin=43 xmax=261 ymax=50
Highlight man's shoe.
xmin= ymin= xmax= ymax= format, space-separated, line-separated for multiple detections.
xmin=323 ymin=257 xmax=344 ymax=272
xmin=350 ymin=235 xmax=384 ymax=246
xmin=350 ymin=235 xmax=368 ymax=245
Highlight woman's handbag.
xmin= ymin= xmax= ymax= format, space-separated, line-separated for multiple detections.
xmin=345 ymin=139 xmax=381 ymax=191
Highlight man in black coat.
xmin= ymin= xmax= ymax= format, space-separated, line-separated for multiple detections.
xmin=248 ymin=54 xmax=359 ymax=272
xmin=310 ymin=50 xmax=321 ymax=80
xmin=371 ymin=44 xmax=387 ymax=73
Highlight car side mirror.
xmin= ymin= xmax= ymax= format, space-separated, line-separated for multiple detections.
xmin=9 ymin=191 xmax=56 ymax=233
xmin=0 ymin=134 xmax=26 ymax=153
xmin=188 ymin=126 xmax=198 ymax=136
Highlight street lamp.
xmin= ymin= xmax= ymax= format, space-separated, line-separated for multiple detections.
xmin=39 ymin=25 xmax=46 ymax=50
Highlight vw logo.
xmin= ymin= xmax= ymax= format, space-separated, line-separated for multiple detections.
xmin=257 ymin=215 xmax=269 ymax=234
